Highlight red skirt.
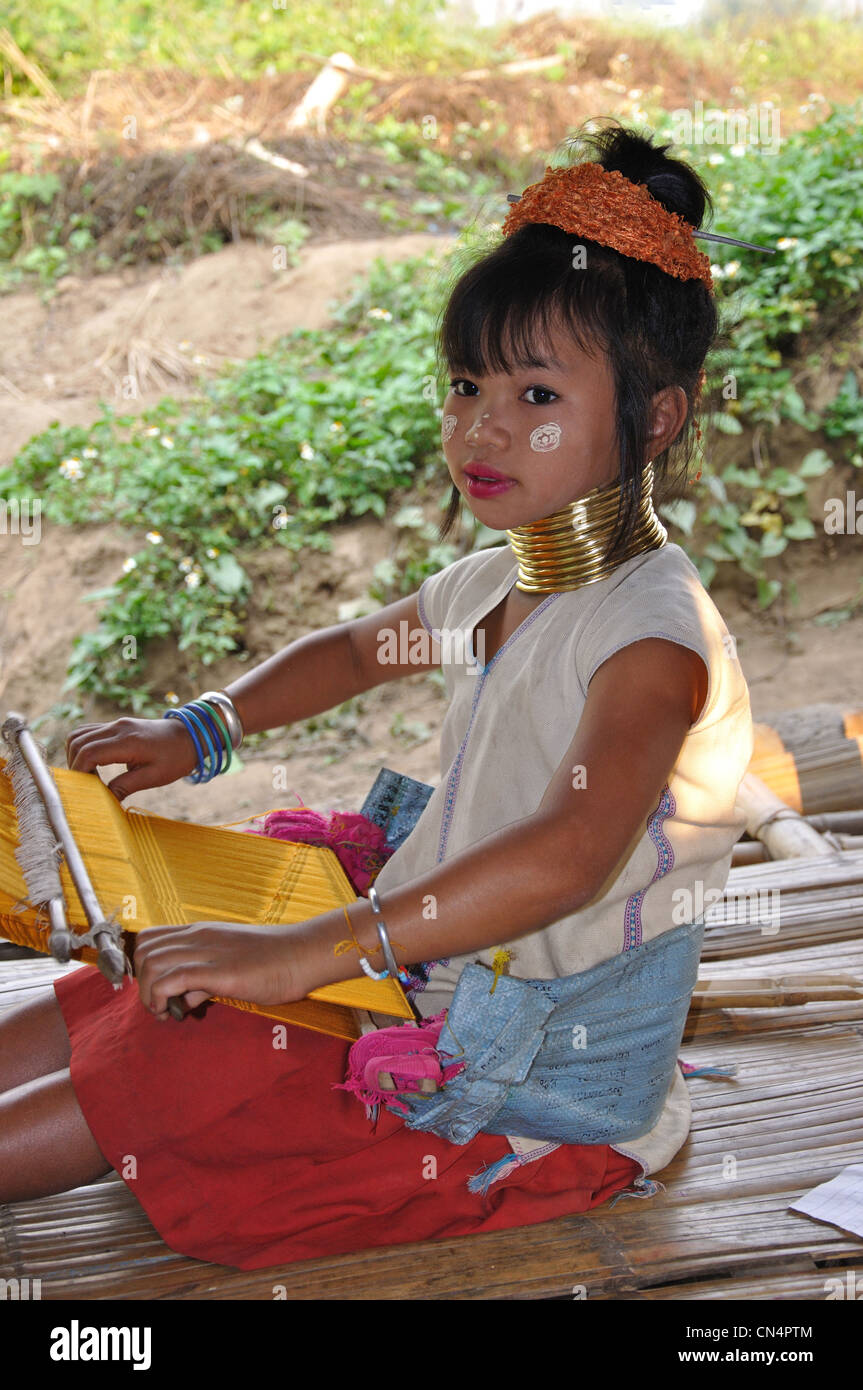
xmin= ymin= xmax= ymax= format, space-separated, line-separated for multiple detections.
xmin=54 ymin=966 xmax=643 ymax=1271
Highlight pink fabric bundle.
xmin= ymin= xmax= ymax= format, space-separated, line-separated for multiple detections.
xmin=334 ymin=1011 xmax=466 ymax=1116
xmin=244 ymin=805 xmax=394 ymax=896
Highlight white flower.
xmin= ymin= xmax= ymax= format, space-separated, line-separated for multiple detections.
xmin=329 ymin=421 xmax=344 ymax=432
xmin=184 ymin=572 xmax=201 ymax=590
xmin=206 ymin=547 xmax=220 ymax=558
xmin=145 ymin=426 xmax=160 ymax=436
xmin=710 ymin=264 xmax=725 ymax=279
xmin=777 ymin=237 xmax=799 ymax=250
xmin=164 ymin=691 xmax=180 ymax=704
xmin=725 ymin=260 xmax=741 ymax=277
xmin=179 ymin=557 xmax=194 ymax=573
xmin=707 ymin=154 xmax=726 ymax=165
xmin=367 ymin=307 xmax=392 ymax=321
xmin=192 ymin=354 xmax=209 ymax=365
xmin=123 ymin=557 xmax=137 ymax=573
xmin=729 ymin=144 xmax=747 ymax=157
xmin=82 ymin=446 xmax=98 ymax=459
xmin=59 ymin=457 xmax=83 ymax=479
xmin=160 ymin=435 xmax=173 ymax=448
xmin=300 ymin=441 xmax=315 ymax=460
xmin=146 ymin=531 xmax=163 ymax=545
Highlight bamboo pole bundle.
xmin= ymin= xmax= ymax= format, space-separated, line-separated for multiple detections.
xmin=749 ymin=704 xmax=863 ymax=815
xmin=701 ymin=848 xmax=863 ymax=958
xmin=683 ymin=999 xmax=863 ymax=1039
xmin=691 ymin=971 xmax=862 ymax=1008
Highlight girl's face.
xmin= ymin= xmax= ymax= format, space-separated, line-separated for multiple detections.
xmin=441 ymin=318 xmax=621 ymax=529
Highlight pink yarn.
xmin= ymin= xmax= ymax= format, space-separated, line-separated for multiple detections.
xmin=334 ymin=1011 xmax=465 ymax=1116
xmin=244 ymin=805 xmax=394 ymax=895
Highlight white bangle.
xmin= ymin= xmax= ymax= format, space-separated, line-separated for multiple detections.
xmin=199 ymin=690 xmax=244 ymax=750
xmin=368 ymin=885 xmax=409 ymax=985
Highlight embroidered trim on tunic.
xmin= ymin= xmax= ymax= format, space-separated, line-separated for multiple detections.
xmin=622 ymin=783 xmax=677 ymax=950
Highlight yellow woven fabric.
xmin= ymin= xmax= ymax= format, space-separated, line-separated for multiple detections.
xmin=0 ymin=757 xmax=412 ymax=1040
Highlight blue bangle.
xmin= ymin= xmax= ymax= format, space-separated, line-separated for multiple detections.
xmin=186 ymin=701 xmax=226 ymax=778
xmin=187 ymin=700 xmax=232 ymax=774
xmin=164 ymin=709 xmax=207 ymax=783
xmin=180 ymin=705 xmax=221 ymax=781
xmin=163 ymin=707 xmax=221 ymax=783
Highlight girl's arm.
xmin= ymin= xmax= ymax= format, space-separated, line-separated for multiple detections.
xmin=223 ymin=591 xmax=440 ymax=735
xmin=66 ymin=591 xmax=438 ymax=793
xmin=134 ymin=637 xmax=707 ymax=1017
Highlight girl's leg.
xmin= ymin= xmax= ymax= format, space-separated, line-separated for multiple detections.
xmin=0 ymin=1070 xmax=112 ymax=1202
xmin=0 ymin=990 xmax=111 ymax=1201
xmin=0 ymin=988 xmax=73 ymax=1093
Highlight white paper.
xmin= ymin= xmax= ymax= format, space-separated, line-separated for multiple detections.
xmin=789 ymin=1161 xmax=863 ymax=1240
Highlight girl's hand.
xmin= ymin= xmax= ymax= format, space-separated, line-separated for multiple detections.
xmin=133 ymin=920 xmax=303 ymax=1020
xmin=65 ymin=717 xmax=199 ymax=802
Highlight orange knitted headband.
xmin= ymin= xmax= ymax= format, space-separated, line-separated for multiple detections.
xmin=501 ymin=162 xmax=715 ymax=291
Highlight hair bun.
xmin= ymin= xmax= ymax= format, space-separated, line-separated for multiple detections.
xmin=565 ymin=119 xmax=711 ymax=232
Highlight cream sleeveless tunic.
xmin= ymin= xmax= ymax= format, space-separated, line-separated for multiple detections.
xmin=372 ymin=540 xmax=754 ymax=1176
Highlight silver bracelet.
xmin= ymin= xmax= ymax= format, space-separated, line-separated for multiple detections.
xmin=367 ymin=884 xmax=405 ymax=982
xmin=199 ymin=690 xmax=244 ymax=751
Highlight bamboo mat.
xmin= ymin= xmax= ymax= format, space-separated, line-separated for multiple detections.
xmin=2 ymin=932 xmax=861 ymax=1300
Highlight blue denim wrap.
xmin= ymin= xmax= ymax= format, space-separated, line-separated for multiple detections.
xmin=393 ymin=915 xmax=706 ymax=1145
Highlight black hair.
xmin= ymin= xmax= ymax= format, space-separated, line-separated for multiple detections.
xmin=434 ymin=118 xmax=719 ymax=561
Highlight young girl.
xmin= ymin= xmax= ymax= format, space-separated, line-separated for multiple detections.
xmin=0 ymin=120 xmax=753 ymax=1273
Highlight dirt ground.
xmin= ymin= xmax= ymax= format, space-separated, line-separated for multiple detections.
xmin=2 ymin=228 xmax=862 ymax=833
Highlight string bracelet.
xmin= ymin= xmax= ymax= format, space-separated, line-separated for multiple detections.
xmin=335 ymin=903 xmax=411 ymax=985
xmin=334 ymin=904 xmax=382 ymax=961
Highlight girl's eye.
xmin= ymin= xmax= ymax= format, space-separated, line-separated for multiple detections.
xmin=523 ymin=386 xmax=558 ymax=405
xmin=449 ymin=380 xmax=558 ymax=405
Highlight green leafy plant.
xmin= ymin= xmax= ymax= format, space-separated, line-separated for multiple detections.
xmin=653 ymin=101 xmax=863 ymax=603
xmin=0 ymin=249 xmax=455 ymax=709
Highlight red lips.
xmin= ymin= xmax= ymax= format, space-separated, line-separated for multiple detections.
xmin=465 ymin=460 xmax=513 ymax=482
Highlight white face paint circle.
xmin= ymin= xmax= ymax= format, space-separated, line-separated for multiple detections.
xmin=529 ymin=422 xmax=563 ymax=452
xmin=441 ymin=414 xmax=458 ymax=443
